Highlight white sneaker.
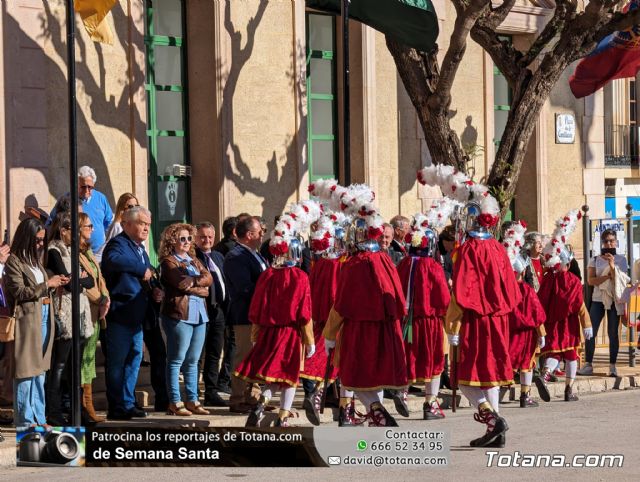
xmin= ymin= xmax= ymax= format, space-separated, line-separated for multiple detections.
xmin=609 ymin=365 xmax=617 ymax=377
xmin=577 ymin=363 xmax=593 ymax=376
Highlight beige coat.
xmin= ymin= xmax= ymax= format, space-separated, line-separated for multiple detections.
xmin=3 ymin=254 xmax=55 ymax=379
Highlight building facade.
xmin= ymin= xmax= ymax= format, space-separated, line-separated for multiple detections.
xmin=0 ymin=0 xmax=636 ymax=262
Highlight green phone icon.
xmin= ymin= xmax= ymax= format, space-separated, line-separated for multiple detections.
xmin=357 ymin=440 xmax=367 ymax=451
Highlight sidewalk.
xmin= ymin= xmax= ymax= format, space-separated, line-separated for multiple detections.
xmin=2 ymin=355 xmax=639 ymax=468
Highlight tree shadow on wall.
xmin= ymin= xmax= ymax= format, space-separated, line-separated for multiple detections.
xmin=220 ymin=0 xmax=309 ymax=224
xmin=2 ymin=1 xmax=146 ymax=217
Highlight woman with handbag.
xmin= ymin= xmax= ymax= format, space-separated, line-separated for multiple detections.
xmin=159 ymin=223 xmax=212 ymax=416
xmin=79 ymin=212 xmax=110 ymax=423
xmin=45 ymin=212 xmax=95 ymax=425
xmin=3 ymin=217 xmax=68 ymax=427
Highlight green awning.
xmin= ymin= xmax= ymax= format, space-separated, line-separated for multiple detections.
xmin=306 ymin=0 xmax=439 ymax=52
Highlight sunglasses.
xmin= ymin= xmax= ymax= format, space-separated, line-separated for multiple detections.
xmin=179 ymin=236 xmax=193 ymax=243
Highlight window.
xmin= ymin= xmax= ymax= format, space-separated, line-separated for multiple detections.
xmin=604 ymin=78 xmax=639 ymax=167
xmin=493 ymin=36 xmax=512 ymax=148
xmin=145 ymin=0 xmax=191 ymax=264
xmin=306 ymin=13 xmax=338 ymax=181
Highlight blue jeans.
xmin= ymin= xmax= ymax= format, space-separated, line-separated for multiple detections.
xmin=163 ymin=316 xmax=207 ymax=403
xmin=14 ymin=305 xmax=49 ymax=427
xmin=585 ymin=301 xmax=619 ymax=364
xmin=106 ymin=321 xmax=143 ymax=412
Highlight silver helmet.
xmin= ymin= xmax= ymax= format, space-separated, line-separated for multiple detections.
xmin=462 ymin=201 xmax=491 ymax=240
xmin=408 ymin=227 xmax=438 ymax=258
xmin=512 ymin=254 xmax=527 ymax=274
xmin=273 ymin=236 xmax=304 ymax=268
xmin=346 ymin=217 xmax=380 ymax=253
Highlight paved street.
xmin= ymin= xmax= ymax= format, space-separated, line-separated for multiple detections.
xmin=1 ymin=387 xmax=638 ymax=481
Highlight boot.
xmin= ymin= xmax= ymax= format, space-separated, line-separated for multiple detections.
xmin=534 ymin=368 xmax=552 ymax=402
xmin=519 ymin=392 xmax=539 ymax=408
xmin=469 ymin=406 xmax=509 ymax=447
xmin=82 ymin=384 xmax=105 ymax=423
xmin=423 ymin=399 xmax=445 ymax=420
xmin=274 ymin=409 xmax=298 ymax=427
xmin=245 ymin=401 xmax=265 ymax=427
xmin=392 ymin=389 xmax=410 ymax=417
xmin=338 ymin=399 xmax=359 ymax=427
xmin=303 ymin=388 xmax=321 ymax=426
xmin=564 ymin=384 xmax=578 ymax=402
xmin=367 ymin=402 xmax=398 ymax=427
xmin=484 ymin=433 xmax=506 ymax=448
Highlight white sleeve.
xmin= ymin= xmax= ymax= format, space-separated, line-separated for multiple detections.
xmin=0 ymin=262 xmax=4 ymax=279
xmin=587 ymin=256 xmax=596 ymax=268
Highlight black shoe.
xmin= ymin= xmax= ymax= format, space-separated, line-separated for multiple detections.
xmin=128 ymin=406 xmax=148 ymax=418
xmin=519 ymin=393 xmax=539 ymax=408
xmin=484 ymin=433 xmax=506 ymax=448
xmin=47 ymin=413 xmax=69 ymax=426
xmin=216 ymin=384 xmax=232 ymax=395
xmin=204 ymin=392 xmax=228 ymax=407
xmin=534 ymin=374 xmax=551 ymax=402
xmin=439 ymin=372 xmax=452 ymax=390
xmin=408 ymin=385 xmax=423 ymax=394
xmin=392 ymin=391 xmax=410 ymax=418
xmin=303 ymin=392 xmax=321 ymax=426
xmin=338 ymin=402 xmax=358 ymax=427
xmin=107 ymin=410 xmax=133 ymax=421
xmin=423 ymin=400 xmax=445 ymax=420
xmin=246 ymin=403 xmax=264 ymax=427
xmin=564 ymin=385 xmax=578 ymax=402
xmin=369 ymin=402 xmax=398 ymax=427
xmin=470 ymin=410 xmax=509 ymax=447
xmin=383 ymin=389 xmax=394 ymax=400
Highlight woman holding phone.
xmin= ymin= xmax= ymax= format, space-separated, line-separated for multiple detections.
xmin=578 ymin=229 xmax=628 ymax=377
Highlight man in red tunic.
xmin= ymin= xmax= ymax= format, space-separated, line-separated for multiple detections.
xmin=536 ymin=216 xmax=592 ymax=403
xmin=445 ymin=201 xmax=520 ymax=448
xmin=502 ymin=221 xmax=547 ymax=408
xmin=323 ymin=217 xmax=408 ymax=426
xmin=300 ymin=215 xmax=344 ymax=425
xmin=397 ymin=224 xmax=450 ymax=420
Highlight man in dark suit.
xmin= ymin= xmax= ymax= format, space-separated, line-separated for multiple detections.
xmin=379 ymin=223 xmax=404 ymax=266
xmin=389 ymin=215 xmax=410 ymax=261
xmin=214 ymin=216 xmax=239 ymax=257
xmin=223 ymin=215 xmax=268 ymax=413
xmin=101 ymin=206 xmax=164 ymax=420
xmin=196 ymin=222 xmax=233 ymax=407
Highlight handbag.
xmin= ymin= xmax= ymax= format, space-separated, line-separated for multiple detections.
xmin=0 ymin=307 xmax=16 ymax=342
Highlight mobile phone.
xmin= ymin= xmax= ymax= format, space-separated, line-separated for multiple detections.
xmin=601 ymin=247 xmax=617 ymax=256
xmin=3 ymin=229 xmax=8 ymax=245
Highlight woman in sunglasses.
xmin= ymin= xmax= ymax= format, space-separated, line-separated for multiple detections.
xmin=105 ymin=193 xmax=139 ymax=245
xmin=3 ymin=217 xmax=68 ymax=427
xmin=159 ymin=223 xmax=212 ymax=416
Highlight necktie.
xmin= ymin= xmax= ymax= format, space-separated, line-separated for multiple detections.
xmin=206 ymin=254 xmax=225 ymax=304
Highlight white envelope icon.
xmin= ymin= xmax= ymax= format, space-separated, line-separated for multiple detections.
xmin=328 ymin=456 xmax=341 ymax=465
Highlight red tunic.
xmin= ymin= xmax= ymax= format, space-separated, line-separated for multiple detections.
xmin=301 ymin=257 xmax=342 ymax=382
xmin=397 ymin=256 xmax=450 ymax=383
xmin=333 ymin=251 xmax=408 ymax=391
xmin=509 ymin=281 xmax=546 ymax=372
xmin=234 ymin=267 xmax=312 ymax=387
xmin=538 ymin=270 xmax=583 ymax=360
xmin=453 ymin=237 xmax=520 ymax=387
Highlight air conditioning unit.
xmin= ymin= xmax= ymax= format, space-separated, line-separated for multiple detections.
xmin=166 ymin=164 xmax=192 ymax=177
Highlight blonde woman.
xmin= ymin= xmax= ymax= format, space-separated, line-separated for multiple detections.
xmin=105 ymin=193 xmax=139 ymax=244
xmin=159 ymin=223 xmax=212 ymax=416
xmin=79 ymin=212 xmax=110 ymax=423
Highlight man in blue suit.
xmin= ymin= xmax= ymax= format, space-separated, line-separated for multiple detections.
xmin=223 ymin=216 xmax=268 ymax=413
xmin=101 ymin=206 xmax=164 ymax=420
xmin=195 ymin=222 xmax=233 ymax=407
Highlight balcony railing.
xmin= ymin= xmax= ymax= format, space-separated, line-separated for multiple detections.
xmin=605 ymin=124 xmax=640 ymax=167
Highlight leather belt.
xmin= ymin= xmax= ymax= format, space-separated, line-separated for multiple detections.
xmin=41 ymin=297 xmax=51 ymax=305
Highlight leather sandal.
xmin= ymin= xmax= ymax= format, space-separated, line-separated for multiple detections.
xmin=184 ymin=401 xmax=210 ymax=415
xmin=167 ymin=402 xmax=192 ymax=416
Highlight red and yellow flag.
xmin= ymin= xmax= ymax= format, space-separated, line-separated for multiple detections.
xmin=75 ymin=0 xmax=118 ymax=45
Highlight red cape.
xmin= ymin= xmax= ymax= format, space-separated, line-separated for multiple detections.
xmin=248 ymin=267 xmax=311 ymax=327
xmin=309 ymin=257 xmax=342 ymax=323
xmin=453 ymin=237 xmax=520 ymax=315
xmin=510 ymin=281 xmax=546 ymax=331
xmin=537 ymin=270 xmax=583 ymax=322
xmin=334 ymin=251 xmax=406 ymax=322
xmin=397 ymin=256 xmax=450 ymax=317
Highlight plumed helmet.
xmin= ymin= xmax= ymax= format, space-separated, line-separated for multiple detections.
xmin=272 ymin=235 xmax=304 ymax=268
xmin=406 ymin=227 xmax=438 ymax=258
xmin=346 ymin=217 xmax=380 ymax=253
